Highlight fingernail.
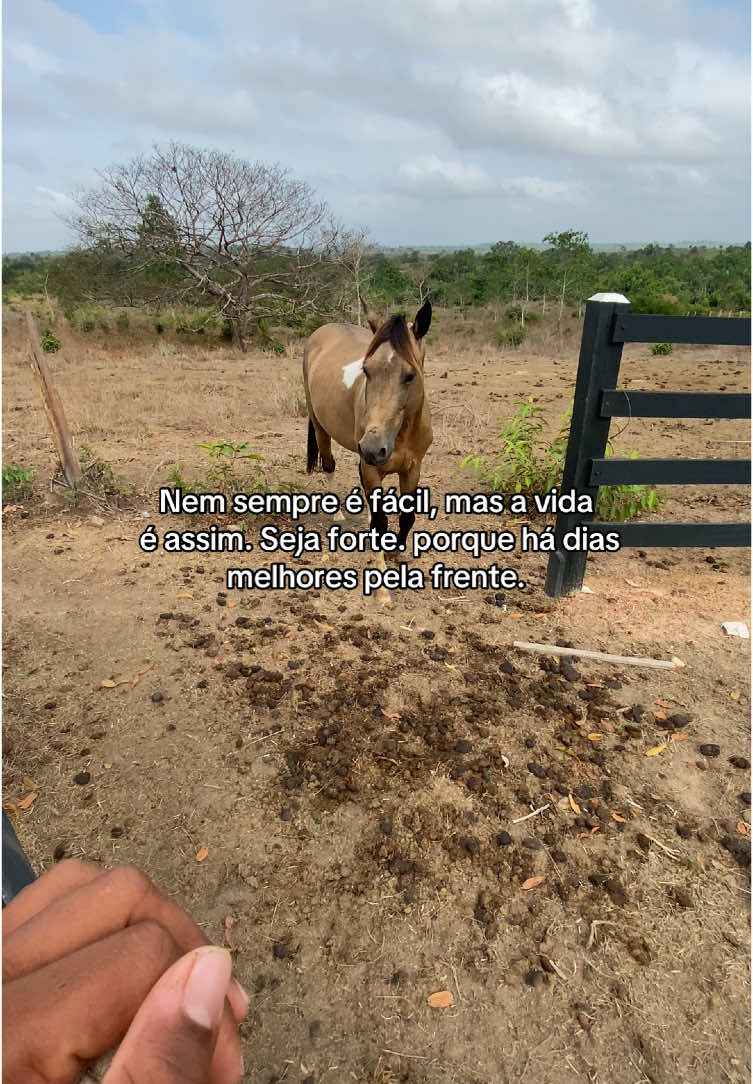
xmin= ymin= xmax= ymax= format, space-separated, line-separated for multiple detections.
xmin=231 ymin=978 xmax=250 ymax=1014
xmin=183 ymin=946 xmax=233 ymax=1030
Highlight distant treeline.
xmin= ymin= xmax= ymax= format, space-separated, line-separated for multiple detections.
xmin=4 ymin=232 xmax=750 ymax=320
xmin=365 ymin=233 xmax=751 ymax=316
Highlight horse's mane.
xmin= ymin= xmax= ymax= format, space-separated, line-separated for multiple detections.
xmin=364 ymin=314 xmax=419 ymax=368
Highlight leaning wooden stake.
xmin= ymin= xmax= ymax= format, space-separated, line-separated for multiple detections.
xmin=512 ymin=641 xmax=677 ymax=671
xmin=26 ymin=311 xmax=83 ymax=489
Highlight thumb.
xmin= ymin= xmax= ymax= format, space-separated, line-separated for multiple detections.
xmin=102 ymin=945 xmax=238 ymax=1084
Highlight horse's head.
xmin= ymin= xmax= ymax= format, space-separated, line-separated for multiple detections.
xmin=357 ymin=299 xmax=432 ymax=467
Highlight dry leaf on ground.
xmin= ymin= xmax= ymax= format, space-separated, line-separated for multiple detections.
xmin=380 ymin=710 xmax=401 ymax=720
xmin=427 ymin=991 xmax=454 ymax=1009
xmin=645 ymin=744 xmax=667 ymax=757
xmin=195 ymin=845 xmax=209 ymax=863
xmin=521 ymin=875 xmax=545 ymax=891
xmin=18 ymin=792 xmax=38 ymax=810
xmin=224 ymin=915 xmax=237 ymax=950
xmin=568 ymin=793 xmax=581 ymax=815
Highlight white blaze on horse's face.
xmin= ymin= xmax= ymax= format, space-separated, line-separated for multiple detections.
xmin=342 ymin=357 xmax=364 ymax=390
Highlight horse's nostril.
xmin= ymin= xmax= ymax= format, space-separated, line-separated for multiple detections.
xmin=379 ymin=447 xmax=387 ymax=459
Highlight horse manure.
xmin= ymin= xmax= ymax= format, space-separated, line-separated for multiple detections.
xmin=699 ymin=743 xmax=721 ymax=758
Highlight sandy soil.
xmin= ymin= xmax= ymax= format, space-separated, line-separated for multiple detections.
xmin=2 ymin=310 xmax=751 ymax=1083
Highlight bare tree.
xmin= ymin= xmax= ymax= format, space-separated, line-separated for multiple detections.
xmin=67 ymin=142 xmax=354 ymax=351
xmin=337 ymin=228 xmax=373 ymax=325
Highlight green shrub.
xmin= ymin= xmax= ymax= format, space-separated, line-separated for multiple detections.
xmin=495 ymin=327 xmax=526 ymax=347
xmin=597 ymin=450 xmax=663 ymax=520
xmin=652 ymin=342 xmax=673 ymax=355
xmin=41 ymin=330 xmax=61 ymax=353
xmin=168 ymin=440 xmax=270 ymax=500
xmin=461 ymin=399 xmax=664 ymax=523
xmin=2 ymin=462 xmax=36 ymax=500
xmin=116 ymin=312 xmax=129 ymax=332
xmin=461 ymin=398 xmax=567 ymax=494
xmin=81 ymin=318 xmax=95 ymax=333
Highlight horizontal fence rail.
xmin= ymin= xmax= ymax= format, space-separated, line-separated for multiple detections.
xmin=545 ymin=292 xmax=751 ymax=598
xmin=613 ymin=313 xmax=751 ymax=346
xmin=589 ymin=458 xmax=751 ymax=487
xmin=600 ymin=390 xmax=750 ymax=419
xmin=579 ymin=522 xmax=751 ymax=548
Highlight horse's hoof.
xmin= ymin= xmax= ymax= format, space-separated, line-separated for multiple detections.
xmin=324 ymin=458 xmax=336 ymax=473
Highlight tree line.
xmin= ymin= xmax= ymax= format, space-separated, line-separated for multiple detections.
xmin=365 ymin=233 xmax=751 ymax=318
xmin=3 ymin=143 xmax=749 ymax=351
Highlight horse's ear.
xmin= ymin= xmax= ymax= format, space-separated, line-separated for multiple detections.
xmin=412 ymin=299 xmax=432 ymax=340
xmin=360 ymin=293 xmax=381 ymax=334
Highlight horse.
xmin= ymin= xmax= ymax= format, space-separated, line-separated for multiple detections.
xmin=302 ymin=298 xmax=433 ymax=572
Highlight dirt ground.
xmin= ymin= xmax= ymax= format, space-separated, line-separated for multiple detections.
xmin=2 ymin=310 xmax=751 ymax=1083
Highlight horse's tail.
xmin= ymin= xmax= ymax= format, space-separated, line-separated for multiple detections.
xmin=306 ymin=417 xmax=320 ymax=473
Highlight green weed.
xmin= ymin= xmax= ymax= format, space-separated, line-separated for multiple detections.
xmin=461 ymin=398 xmax=663 ymax=522
xmin=2 ymin=462 xmax=36 ymax=501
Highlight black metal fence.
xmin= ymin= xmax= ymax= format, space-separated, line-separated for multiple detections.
xmin=545 ymin=293 xmax=751 ymax=598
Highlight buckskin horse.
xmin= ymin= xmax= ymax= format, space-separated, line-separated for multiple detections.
xmin=302 ymin=298 xmax=433 ymax=581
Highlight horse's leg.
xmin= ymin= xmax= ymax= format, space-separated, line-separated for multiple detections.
xmin=360 ymin=462 xmax=392 ymax=607
xmin=312 ymin=416 xmax=336 ymax=474
xmin=396 ymin=462 xmax=422 ymax=554
xmin=302 ymin=356 xmax=336 ymax=475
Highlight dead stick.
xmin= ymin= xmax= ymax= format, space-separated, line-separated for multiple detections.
xmin=26 ymin=310 xmax=82 ymax=489
xmin=512 ymin=641 xmax=676 ymax=671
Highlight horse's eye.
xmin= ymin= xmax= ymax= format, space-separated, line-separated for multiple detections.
xmin=404 ymin=371 xmax=416 ymax=384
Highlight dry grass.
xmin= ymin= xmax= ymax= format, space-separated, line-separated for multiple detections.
xmin=269 ymin=373 xmax=308 ymax=419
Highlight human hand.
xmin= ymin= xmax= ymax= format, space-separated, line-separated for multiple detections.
xmin=2 ymin=858 xmax=247 ymax=1084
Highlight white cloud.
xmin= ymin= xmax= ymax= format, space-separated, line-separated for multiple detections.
xmin=5 ymin=39 xmax=61 ymax=75
xmin=34 ymin=186 xmax=77 ymax=211
xmin=1 ymin=0 xmax=748 ymax=250
xmin=504 ymin=177 xmax=585 ymax=203
xmin=396 ymin=156 xmax=497 ymax=197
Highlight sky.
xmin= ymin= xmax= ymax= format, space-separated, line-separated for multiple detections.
xmin=3 ymin=0 xmax=750 ymax=252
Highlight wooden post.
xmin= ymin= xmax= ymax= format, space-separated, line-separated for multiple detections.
xmin=545 ymin=292 xmax=630 ymax=598
xmin=26 ymin=311 xmax=83 ymax=490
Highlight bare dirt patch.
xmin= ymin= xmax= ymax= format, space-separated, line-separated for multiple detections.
xmin=3 ymin=314 xmax=750 ymax=1083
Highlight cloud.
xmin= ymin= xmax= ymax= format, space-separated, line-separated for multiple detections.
xmin=5 ymin=39 xmax=62 ymax=75
xmin=396 ymin=156 xmax=497 ymax=197
xmin=504 ymin=177 xmax=585 ymax=203
xmin=34 ymin=186 xmax=77 ymax=212
xmin=2 ymin=0 xmax=749 ymax=250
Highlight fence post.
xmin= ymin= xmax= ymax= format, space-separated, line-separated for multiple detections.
xmin=26 ymin=311 xmax=83 ymax=490
xmin=545 ymin=293 xmax=631 ymax=598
